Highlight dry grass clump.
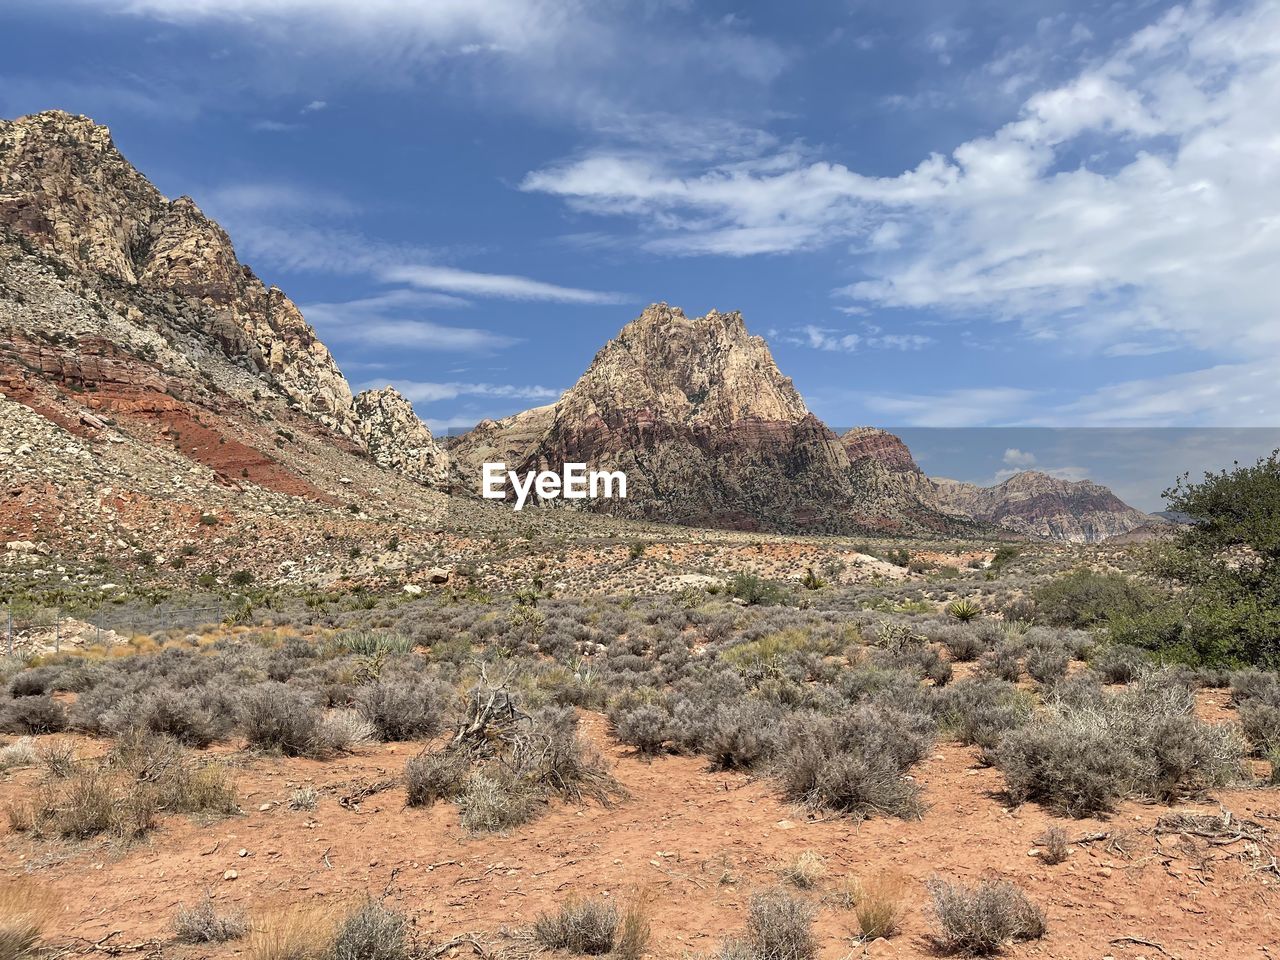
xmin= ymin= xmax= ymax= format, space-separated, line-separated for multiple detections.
xmin=173 ymin=894 xmax=248 ymax=943
xmin=288 ymin=786 xmax=319 ymax=811
xmin=0 ymin=736 xmax=38 ymax=771
xmin=0 ymin=880 xmax=57 ymax=960
xmin=720 ymin=889 xmax=817 ymax=960
xmin=249 ymin=907 xmax=336 ymax=960
xmin=1037 ymin=826 xmax=1070 ymax=865
xmin=927 ymin=877 xmax=1046 ymax=955
xmin=781 ymin=851 xmax=826 ymax=890
xmin=614 ymin=895 xmax=652 ymax=960
xmin=533 ymin=897 xmax=618 ymax=955
xmin=848 ymin=869 xmax=908 ymax=940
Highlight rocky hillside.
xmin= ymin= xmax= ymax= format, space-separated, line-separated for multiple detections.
xmin=931 ymin=471 xmax=1153 ymax=543
xmin=451 ymin=304 xmax=963 ymax=534
xmin=0 ymin=110 xmax=517 ymax=582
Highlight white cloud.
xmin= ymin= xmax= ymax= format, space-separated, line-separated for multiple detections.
xmin=302 ymin=292 xmax=517 ymax=353
xmin=1002 ymin=447 xmax=1038 ymax=468
xmin=382 ymin=265 xmax=626 ymax=305
xmin=364 ymin=380 xmax=561 ymax=404
xmin=522 ymin=0 xmax=1280 ymax=425
xmin=301 ymin=99 xmax=327 ymax=113
xmin=778 ymin=324 xmax=932 ymax=353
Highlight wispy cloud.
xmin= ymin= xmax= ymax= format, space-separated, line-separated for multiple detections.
xmin=302 ymin=291 xmax=517 ymax=353
xmin=383 ymin=264 xmax=626 ymax=305
xmin=776 ymin=324 xmax=933 ymax=353
xmin=360 ymin=380 xmax=561 ymax=404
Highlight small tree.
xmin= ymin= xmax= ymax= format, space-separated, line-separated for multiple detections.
xmin=1132 ymin=451 xmax=1280 ymax=667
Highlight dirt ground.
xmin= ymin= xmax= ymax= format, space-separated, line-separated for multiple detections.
xmin=3 ymin=710 xmax=1278 ymax=960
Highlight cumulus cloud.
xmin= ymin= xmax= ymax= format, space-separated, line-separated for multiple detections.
xmin=365 ymin=380 xmax=561 ymax=404
xmin=522 ymin=0 xmax=1280 ymax=425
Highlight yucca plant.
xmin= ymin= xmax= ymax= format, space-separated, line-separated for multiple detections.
xmin=335 ymin=631 xmax=416 ymax=656
xmin=946 ymin=598 xmax=984 ymax=623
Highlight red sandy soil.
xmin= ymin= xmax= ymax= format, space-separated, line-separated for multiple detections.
xmin=2 ymin=713 xmax=1277 ymax=960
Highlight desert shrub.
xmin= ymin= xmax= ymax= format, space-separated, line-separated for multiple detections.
xmin=1239 ymin=694 xmax=1280 ymax=756
xmin=1230 ymin=668 xmax=1278 ymax=704
xmin=330 ymin=899 xmax=408 ymax=960
xmin=1034 ymin=569 xmax=1159 ymax=629
xmin=979 ymin=644 xmax=1022 ymax=682
xmin=776 ymin=710 xmax=927 ymax=820
xmin=998 ymin=711 xmax=1137 ymax=817
xmin=404 ymin=749 xmax=470 ymax=807
xmin=999 ymin=673 xmax=1244 ymax=815
xmin=239 ymin=682 xmax=324 ymax=756
xmin=1 ymin=695 xmax=68 ymax=734
xmin=943 ymin=629 xmax=985 ymax=662
xmin=8 ymin=667 xmax=56 ymax=697
xmin=354 ymin=676 xmax=449 ymax=741
xmin=937 ymin=679 xmax=1031 ymax=758
xmin=0 ymin=879 xmax=55 ymax=960
xmin=319 ymin=710 xmax=378 ymax=752
xmin=533 ymin=897 xmax=618 ymax=954
xmin=1092 ymin=644 xmax=1150 ymax=684
xmin=850 ymin=869 xmax=907 ymax=940
xmin=1025 ymin=645 xmax=1069 ymax=685
xmin=109 ymin=686 xmax=229 ymax=747
xmin=174 ymin=895 xmax=248 ymax=943
xmin=928 ymin=877 xmax=1046 ymax=955
xmin=704 ymin=699 xmax=785 ymax=770
xmin=729 ymin=574 xmax=787 ymax=607
xmin=723 ymin=889 xmax=816 ymax=960
xmin=610 ymin=702 xmax=671 ymax=755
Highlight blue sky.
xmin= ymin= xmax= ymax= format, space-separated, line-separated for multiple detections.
xmin=3 ymin=0 xmax=1279 ymax=508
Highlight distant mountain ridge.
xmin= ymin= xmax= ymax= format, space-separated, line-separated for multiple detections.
xmin=1 ymin=109 xmax=1148 ymax=545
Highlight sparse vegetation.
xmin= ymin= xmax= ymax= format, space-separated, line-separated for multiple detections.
xmin=928 ymin=877 xmax=1046 ymax=955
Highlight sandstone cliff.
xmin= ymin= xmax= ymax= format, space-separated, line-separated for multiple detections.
xmin=0 ymin=110 xmax=449 ymax=485
xmin=353 ymin=387 xmax=448 ymax=487
xmin=451 ymin=304 xmax=964 ymax=534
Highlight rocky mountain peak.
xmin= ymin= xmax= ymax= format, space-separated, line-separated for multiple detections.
xmin=571 ymin=302 xmax=809 ymax=427
xmin=352 ymin=387 xmax=448 ymax=487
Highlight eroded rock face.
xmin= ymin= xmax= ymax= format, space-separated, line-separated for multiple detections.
xmin=450 ymin=304 xmax=961 ymax=533
xmin=0 ymin=110 xmax=355 ymax=436
xmin=931 ymin=471 xmax=1152 ymax=543
xmin=841 ymin=427 xmax=920 ymax=474
xmin=352 ymin=387 xmax=449 ymax=487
